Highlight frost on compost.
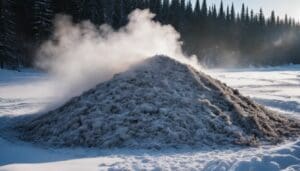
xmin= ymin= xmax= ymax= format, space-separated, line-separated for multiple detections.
xmin=16 ymin=56 xmax=300 ymax=148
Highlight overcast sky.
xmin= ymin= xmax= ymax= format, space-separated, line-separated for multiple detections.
xmin=191 ymin=0 xmax=300 ymax=20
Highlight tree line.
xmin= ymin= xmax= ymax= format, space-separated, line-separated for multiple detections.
xmin=1 ymin=0 xmax=300 ymax=68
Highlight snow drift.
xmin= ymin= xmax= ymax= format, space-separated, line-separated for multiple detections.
xmin=16 ymin=56 xmax=300 ymax=149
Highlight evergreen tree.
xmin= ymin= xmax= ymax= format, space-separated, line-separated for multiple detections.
xmin=1 ymin=0 xmax=300 ymax=67
xmin=180 ymin=0 xmax=185 ymax=12
xmin=113 ymin=0 xmax=126 ymax=28
xmin=194 ymin=0 xmax=201 ymax=17
xmin=0 ymin=0 xmax=4 ymax=68
xmin=136 ymin=0 xmax=147 ymax=9
xmin=201 ymin=0 xmax=207 ymax=17
xmin=230 ymin=3 xmax=235 ymax=22
xmin=169 ymin=0 xmax=181 ymax=29
xmin=218 ymin=1 xmax=225 ymax=20
xmin=245 ymin=7 xmax=249 ymax=23
xmin=79 ymin=0 xmax=104 ymax=25
xmin=284 ymin=14 xmax=288 ymax=25
xmin=185 ymin=0 xmax=193 ymax=17
xmin=149 ymin=0 xmax=161 ymax=15
xmin=270 ymin=10 xmax=276 ymax=26
xmin=259 ymin=8 xmax=265 ymax=26
xmin=161 ymin=0 xmax=170 ymax=24
xmin=32 ymin=0 xmax=54 ymax=43
xmin=226 ymin=6 xmax=230 ymax=21
xmin=212 ymin=5 xmax=217 ymax=19
xmin=276 ymin=16 xmax=280 ymax=25
xmin=241 ymin=3 xmax=245 ymax=22
xmin=288 ymin=17 xmax=292 ymax=26
xmin=53 ymin=0 xmax=81 ymax=20
xmin=250 ymin=9 xmax=254 ymax=23
xmin=155 ymin=0 xmax=162 ymax=16
xmin=103 ymin=0 xmax=115 ymax=25
xmin=0 ymin=0 xmax=20 ymax=68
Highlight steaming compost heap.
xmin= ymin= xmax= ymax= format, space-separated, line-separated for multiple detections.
xmin=17 ymin=56 xmax=300 ymax=148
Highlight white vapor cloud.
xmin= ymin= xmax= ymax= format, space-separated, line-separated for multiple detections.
xmin=35 ymin=9 xmax=198 ymax=106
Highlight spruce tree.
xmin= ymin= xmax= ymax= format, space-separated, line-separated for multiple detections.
xmin=186 ymin=0 xmax=193 ymax=17
xmin=0 ymin=0 xmax=19 ymax=68
xmin=226 ymin=6 xmax=230 ymax=21
xmin=284 ymin=14 xmax=288 ymax=25
xmin=113 ymin=0 xmax=126 ymax=28
xmin=32 ymin=0 xmax=54 ymax=43
xmin=79 ymin=0 xmax=104 ymax=25
xmin=212 ymin=5 xmax=217 ymax=19
xmin=218 ymin=1 xmax=225 ymax=20
xmin=241 ymin=3 xmax=245 ymax=22
xmin=270 ymin=11 xmax=276 ymax=26
xmin=155 ymin=0 xmax=162 ymax=17
xmin=276 ymin=16 xmax=280 ymax=26
xmin=161 ymin=0 xmax=170 ymax=24
xmin=230 ymin=3 xmax=235 ymax=22
xmin=245 ymin=7 xmax=250 ymax=23
xmin=194 ymin=0 xmax=201 ymax=17
xmin=0 ymin=0 xmax=4 ymax=68
xmin=259 ymin=8 xmax=265 ymax=26
xmin=250 ymin=10 xmax=254 ymax=23
xmin=103 ymin=0 xmax=115 ymax=25
xmin=201 ymin=0 xmax=207 ymax=17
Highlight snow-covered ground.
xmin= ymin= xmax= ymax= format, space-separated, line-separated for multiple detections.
xmin=207 ymin=65 xmax=300 ymax=117
xmin=0 ymin=65 xmax=300 ymax=171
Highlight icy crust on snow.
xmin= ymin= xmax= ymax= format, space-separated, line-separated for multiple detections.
xmin=16 ymin=56 xmax=300 ymax=148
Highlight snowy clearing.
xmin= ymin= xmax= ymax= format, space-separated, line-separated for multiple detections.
xmin=16 ymin=56 xmax=300 ymax=149
xmin=0 ymin=64 xmax=300 ymax=171
xmin=207 ymin=65 xmax=300 ymax=117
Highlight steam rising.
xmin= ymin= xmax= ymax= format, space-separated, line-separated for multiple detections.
xmin=36 ymin=9 xmax=198 ymax=104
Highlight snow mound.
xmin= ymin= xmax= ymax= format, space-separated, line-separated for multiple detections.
xmin=15 ymin=56 xmax=300 ymax=148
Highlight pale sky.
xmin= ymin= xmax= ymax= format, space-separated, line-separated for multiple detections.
xmin=191 ymin=0 xmax=300 ymax=20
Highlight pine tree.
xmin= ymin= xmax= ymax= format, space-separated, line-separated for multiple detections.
xmin=284 ymin=14 xmax=288 ymax=26
xmin=0 ymin=0 xmax=4 ymax=68
xmin=292 ymin=19 xmax=296 ymax=27
xmin=230 ymin=3 xmax=235 ymax=22
xmin=212 ymin=5 xmax=217 ymax=19
xmin=0 ymin=0 xmax=20 ymax=68
xmin=169 ymin=0 xmax=181 ymax=29
xmin=245 ymin=7 xmax=249 ymax=23
xmin=161 ymin=0 xmax=170 ymax=24
xmin=1 ymin=0 xmax=300 ymax=67
xmin=180 ymin=0 xmax=185 ymax=12
xmin=259 ymin=8 xmax=265 ymax=26
xmin=241 ymin=3 xmax=245 ymax=22
xmin=288 ymin=17 xmax=292 ymax=26
xmin=218 ymin=1 xmax=225 ymax=20
xmin=194 ymin=0 xmax=201 ymax=17
xmin=270 ymin=10 xmax=276 ymax=26
xmin=179 ymin=0 xmax=185 ymax=19
xmin=276 ymin=16 xmax=280 ymax=26
xmin=155 ymin=0 xmax=162 ymax=17
xmin=32 ymin=0 xmax=54 ymax=43
xmin=53 ymin=0 xmax=81 ymax=21
xmin=186 ymin=0 xmax=193 ymax=17
xmin=149 ymin=0 xmax=161 ymax=15
xmin=250 ymin=10 xmax=254 ymax=23
xmin=226 ymin=6 xmax=230 ymax=21
xmin=79 ymin=0 xmax=104 ymax=25
xmin=124 ymin=0 xmax=137 ymax=14
xmin=103 ymin=0 xmax=115 ymax=25
xmin=136 ymin=0 xmax=147 ymax=9
xmin=113 ymin=0 xmax=126 ymax=28
xmin=201 ymin=0 xmax=207 ymax=17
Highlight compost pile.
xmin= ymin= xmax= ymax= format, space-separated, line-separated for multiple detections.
xmin=17 ymin=56 xmax=300 ymax=148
